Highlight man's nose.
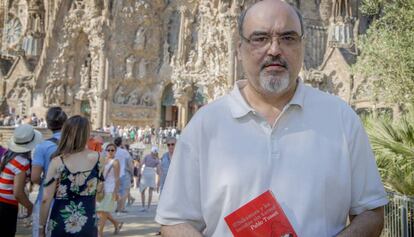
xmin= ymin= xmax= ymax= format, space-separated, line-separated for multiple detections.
xmin=266 ymin=37 xmax=282 ymax=56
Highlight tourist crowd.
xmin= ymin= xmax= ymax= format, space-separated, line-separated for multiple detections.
xmin=0 ymin=107 xmax=176 ymax=237
xmin=0 ymin=113 xmax=47 ymax=128
xmin=100 ymin=124 xmax=180 ymax=145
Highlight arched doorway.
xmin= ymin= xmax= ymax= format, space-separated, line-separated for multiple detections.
xmin=161 ymin=84 xmax=178 ymax=128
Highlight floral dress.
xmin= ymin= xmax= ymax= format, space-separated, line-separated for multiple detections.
xmin=44 ymin=155 xmax=103 ymax=237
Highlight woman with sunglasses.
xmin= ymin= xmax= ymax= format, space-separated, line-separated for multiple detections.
xmin=160 ymin=137 xmax=176 ymax=194
xmin=97 ymin=143 xmax=123 ymax=236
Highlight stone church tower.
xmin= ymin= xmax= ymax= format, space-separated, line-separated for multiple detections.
xmin=0 ymin=0 xmax=383 ymax=129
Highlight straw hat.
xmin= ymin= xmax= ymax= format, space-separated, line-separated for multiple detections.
xmin=7 ymin=124 xmax=43 ymax=153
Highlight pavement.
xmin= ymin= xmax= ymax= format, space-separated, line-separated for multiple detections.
xmin=16 ymin=185 xmax=162 ymax=237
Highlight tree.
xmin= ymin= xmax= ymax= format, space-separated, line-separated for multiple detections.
xmin=353 ymin=0 xmax=414 ymax=104
xmin=364 ymin=105 xmax=414 ymax=195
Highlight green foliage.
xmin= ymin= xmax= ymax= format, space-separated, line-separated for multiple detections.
xmin=365 ymin=105 xmax=414 ymax=195
xmin=353 ymin=0 xmax=414 ymax=104
xmin=359 ymin=0 xmax=384 ymax=16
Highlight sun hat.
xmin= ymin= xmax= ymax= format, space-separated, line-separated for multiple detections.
xmin=151 ymin=146 xmax=159 ymax=153
xmin=7 ymin=124 xmax=43 ymax=153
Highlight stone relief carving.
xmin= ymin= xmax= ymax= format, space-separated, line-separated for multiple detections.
xmin=44 ymin=82 xmax=66 ymax=106
xmin=138 ymin=59 xmax=147 ymax=79
xmin=0 ymin=0 xmax=366 ymax=128
xmin=140 ymin=92 xmax=155 ymax=107
xmin=7 ymin=77 xmax=33 ymax=102
xmin=71 ymin=0 xmax=86 ymax=11
xmin=4 ymin=17 xmax=23 ymax=48
xmin=80 ymin=54 xmax=92 ymax=90
xmin=113 ymin=86 xmax=127 ymax=104
xmin=113 ymin=109 xmax=155 ymax=119
xmin=125 ymin=55 xmax=136 ymax=79
xmin=127 ymin=88 xmax=141 ymax=105
xmin=134 ymin=28 xmax=146 ymax=50
xmin=66 ymin=85 xmax=75 ymax=105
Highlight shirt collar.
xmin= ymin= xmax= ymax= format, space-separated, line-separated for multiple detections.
xmin=287 ymin=78 xmax=305 ymax=108
xmin=228 ymin=80 xmax=254 ymax=118
xmin=228 ymin=79 xmax=305 ymax=119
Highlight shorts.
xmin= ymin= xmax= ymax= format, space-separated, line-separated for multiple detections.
xmin=118 ymin=175 xmax=131 ymax=197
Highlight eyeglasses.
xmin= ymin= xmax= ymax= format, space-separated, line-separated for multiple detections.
xmin=167 ymin=143 xmax=175 ymax=147
xmin=240 ymin=31 xmax=304 ymax=49
xmin=106 ymin=149 xmax=115 ymax=152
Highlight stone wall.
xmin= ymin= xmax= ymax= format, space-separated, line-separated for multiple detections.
xmin=0 ymin=0 xmax=382 ymax=129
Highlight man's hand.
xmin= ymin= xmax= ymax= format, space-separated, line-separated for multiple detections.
xmin=337 ymin=207 xmax=384 ymax=237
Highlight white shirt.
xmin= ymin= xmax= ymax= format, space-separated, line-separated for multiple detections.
xmin=115 ymin=147 xmax=131 ymax=177
xmin=155 ymin=80 xmax=388 ymax=237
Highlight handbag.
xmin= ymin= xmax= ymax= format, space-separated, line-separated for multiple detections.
xmin=96 ymin=160 xmax=113 ymax=202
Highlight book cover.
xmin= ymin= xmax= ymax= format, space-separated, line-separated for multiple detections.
xmin=224 ymin=190 xmax=297 ymax=237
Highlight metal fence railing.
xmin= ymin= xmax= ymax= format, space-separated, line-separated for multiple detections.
xmin=382 ymin=192 xmax=414 ymax=237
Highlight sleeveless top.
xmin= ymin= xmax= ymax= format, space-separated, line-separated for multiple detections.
xmin=44 ymin=153 xmax=102 ymax=237
xmin=104 ymin=159 xmax=116 ymax=193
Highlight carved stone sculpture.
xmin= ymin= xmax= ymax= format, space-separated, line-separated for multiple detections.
xmin=140 ymin=92 xmax=154 ymax=107
xmin=125 ymin=55 xmax=136 ymax=79
xmin=138 ymin=59 xmax=147 ymax=79
xmin=80 ymin=55 xmax=92 ymax=90
xmin=44 ymin=83 xmax=54 ymax=105
xmin=114 ymin=86 xmax=127 ymax=104
xmin=128 ymin=89 xmax=140 ymax=105
xmin=56 ymin=84 xmax=66 ymax=105
xmin=134 ymin=28 xmax=146 ymax=50
xmin=66 ymin=85 xmax=74 ymax=105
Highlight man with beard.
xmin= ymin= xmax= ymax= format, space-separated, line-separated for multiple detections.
xmin=155 ymin=1 xmax=388 ymax=236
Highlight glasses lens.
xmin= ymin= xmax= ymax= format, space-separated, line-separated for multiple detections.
xmin=107 ymin=149 xmax=115 ymax=152
xmin=249 ymin=35 xmax=270 ymax=48
xmin=279 ymin=34 xmax=301 ymax=46
xmin=167 ymin=143 xmax=175 ymax=146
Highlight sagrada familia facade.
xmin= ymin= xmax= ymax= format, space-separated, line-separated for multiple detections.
xmin=0 ymin=0 xmax=387 ymax=129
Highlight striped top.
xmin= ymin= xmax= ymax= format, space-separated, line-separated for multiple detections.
xmin=0 ymin=155 xmax=30 ymax=205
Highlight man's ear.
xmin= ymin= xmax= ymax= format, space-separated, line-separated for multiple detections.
xmin=236 ymin=41 xmax=242 ymax=61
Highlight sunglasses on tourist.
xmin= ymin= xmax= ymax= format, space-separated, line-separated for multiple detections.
xmin=106 ymin=149 xmax=116 ymax=152
xmin=167 ymin=143 xmax=175 ymax=147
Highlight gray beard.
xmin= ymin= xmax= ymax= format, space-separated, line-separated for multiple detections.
xmin=259 ymin=71 xmax=290 ymax=94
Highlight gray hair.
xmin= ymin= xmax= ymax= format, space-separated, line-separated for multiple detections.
xmin=238 ymin=1 xmax=305 ymax=37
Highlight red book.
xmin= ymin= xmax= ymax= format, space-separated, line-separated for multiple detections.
xmin=224 ymin=190 xmax=297 ymax=237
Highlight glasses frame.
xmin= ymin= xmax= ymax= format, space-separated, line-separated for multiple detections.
xmin=240 ymin=31 xmax=305 ymax=50
xmin=106 ymin=149 xmax=116 ymax=152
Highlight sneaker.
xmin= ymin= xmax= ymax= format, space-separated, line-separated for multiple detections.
xmin=138 ymin=207 xmax=147 ymax=212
